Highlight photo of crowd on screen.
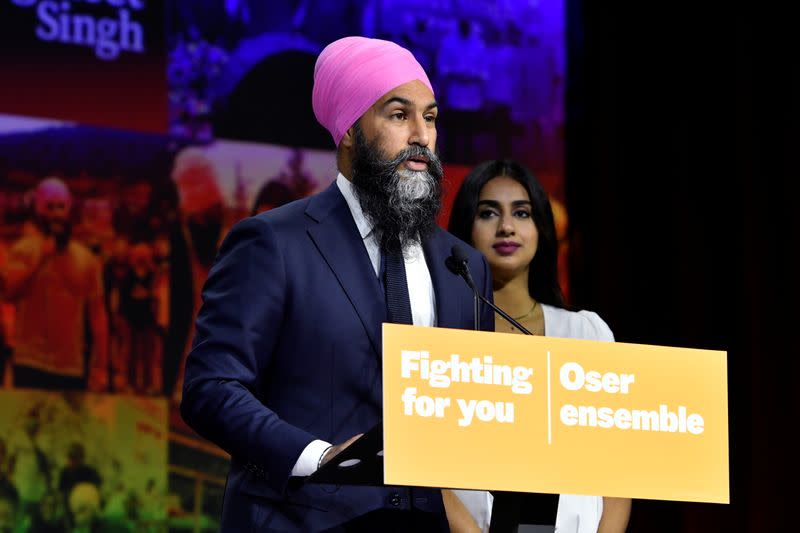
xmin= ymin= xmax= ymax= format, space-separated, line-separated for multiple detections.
xmin=0 ymin=116 xmax=338 ymax=399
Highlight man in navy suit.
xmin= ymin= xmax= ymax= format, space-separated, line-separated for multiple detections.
xmin=180 ymin=36 xmax=494 ymax=531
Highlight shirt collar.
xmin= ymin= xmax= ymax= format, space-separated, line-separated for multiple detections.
xmin=336 ymin=173 xmax=373 ymax=240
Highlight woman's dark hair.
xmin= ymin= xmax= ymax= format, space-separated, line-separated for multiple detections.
xmin=448 ymin=160 xmax=567 ymax=308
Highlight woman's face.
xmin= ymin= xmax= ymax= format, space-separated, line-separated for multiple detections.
xmin=470 ymin=176 xmax=538 ymax=284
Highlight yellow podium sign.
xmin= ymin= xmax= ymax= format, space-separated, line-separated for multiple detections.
xmin=382 ymin=324 xmax=729 ymax=503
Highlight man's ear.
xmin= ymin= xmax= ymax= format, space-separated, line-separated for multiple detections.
xmin=340 ymin=126 xmax=356 ymax=149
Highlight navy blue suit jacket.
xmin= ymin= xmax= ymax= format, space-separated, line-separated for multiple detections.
xmin=180 ymin=182 xmax=495 ymax=531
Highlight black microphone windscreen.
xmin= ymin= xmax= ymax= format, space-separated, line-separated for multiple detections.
xmin=444 ymin=256 xmax=461 ymax=275
xmin=451 ymin=244 xmax=469 ymax=264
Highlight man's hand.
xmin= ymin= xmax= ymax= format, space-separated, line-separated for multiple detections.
xmin=319 ymin=433 xmax=363 ymax=468
xmin=0 ymin=235 xmax=53 ymax=300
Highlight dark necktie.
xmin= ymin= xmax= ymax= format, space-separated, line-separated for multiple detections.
xmin=382 ymin=244 xmax=413 ymax=325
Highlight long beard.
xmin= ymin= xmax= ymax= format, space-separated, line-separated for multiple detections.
xmin=37 ymin=217 xmax=72 ymax=250
xmin=351 ymin=128 xmax=443 ymax=255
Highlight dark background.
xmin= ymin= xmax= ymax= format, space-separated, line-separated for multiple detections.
xmin=568 ymin=2 xmax=797 ymax=531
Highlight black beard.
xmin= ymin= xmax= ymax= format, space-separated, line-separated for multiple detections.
xmin=351 ymin=127 xmax=443 ymax=255
xmin=37 ymin=217 xmax=71 ymax=250
xmin=188 ymin=219 xmax=222 ymax=268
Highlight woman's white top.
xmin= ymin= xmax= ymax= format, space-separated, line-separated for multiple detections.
xmin=453 ymin=304 xmax=614 ymax=533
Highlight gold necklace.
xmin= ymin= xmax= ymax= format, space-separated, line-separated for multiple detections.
xmin=511 ymin=301 xmax=537 ymax=321
xmin=496 ymin=300 xmax=538 ymax=332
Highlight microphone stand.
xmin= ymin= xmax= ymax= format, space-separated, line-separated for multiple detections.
xmin=445 ymin=253 xmax=533 ymax=335
xmin=446 ymin=246 xmax=556 ymax=533
xmin=473 ymin=290 xmax=480 ymax=331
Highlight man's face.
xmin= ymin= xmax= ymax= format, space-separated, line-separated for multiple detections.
xmin=356 ymin=80 xmax=438 ymax=169
xmin=39 ymin=198 xmax=69 ymax=224
xmin=37 ymin=197 xmax=70 ymax=239
xmin=33 ymin=181 xmax=72 ymax=248
xmin=347 ymin=80 xmax=444 ymax=253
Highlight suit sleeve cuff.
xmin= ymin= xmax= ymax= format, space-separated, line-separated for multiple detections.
xmin=290 ymin=439 xmax=332 ymax=476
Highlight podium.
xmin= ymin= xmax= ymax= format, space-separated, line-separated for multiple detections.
xmin=286 ymin=321 xmax=728 ymax=531
xmin=291 ymin=421 xmax=559 ymax=533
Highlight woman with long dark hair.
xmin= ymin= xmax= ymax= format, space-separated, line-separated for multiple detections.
xmin=447 ymin=160 xmax=631 ymax=533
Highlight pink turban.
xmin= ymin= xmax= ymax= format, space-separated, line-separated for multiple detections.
xmin=312 ymin=36 xmax=434 ymax=146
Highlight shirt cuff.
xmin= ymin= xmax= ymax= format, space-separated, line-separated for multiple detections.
xmin=290 ymin=439 xmax=332 ymax=477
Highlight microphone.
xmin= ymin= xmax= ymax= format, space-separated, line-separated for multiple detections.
xmin=446 ymin=245 xmax=533 ymax=335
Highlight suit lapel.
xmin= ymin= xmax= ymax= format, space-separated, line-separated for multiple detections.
xmin=306 ymin=184 xmax=386 ymax=358
xmin=423 ymin=229 xmax=470 ymax=329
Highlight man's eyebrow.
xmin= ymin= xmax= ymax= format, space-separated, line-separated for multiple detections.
xmin=382 ymin=97 xmax=412 ymax=108
xmin=381 ymin=97 xmax=439 ymax=111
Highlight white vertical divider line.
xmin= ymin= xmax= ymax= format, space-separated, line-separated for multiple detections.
xmin=547 ymin=350 xmax=552 ymax=445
